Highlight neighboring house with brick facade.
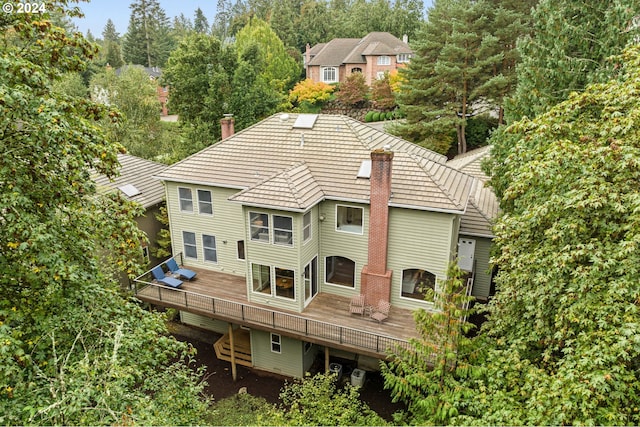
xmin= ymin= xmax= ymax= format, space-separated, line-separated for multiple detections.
xmin=133 ymin=113 xmax=497 ymax=378
xmin=305 ymin=32 xmax=413 ymax=86
xmin=115 ymin=65 xmax=170 ymax=116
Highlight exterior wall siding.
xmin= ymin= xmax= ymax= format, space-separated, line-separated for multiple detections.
xmin=317 ymin=200 xmax=370 ymax=298
xmin=180 ymin=312 xmax=229 ymax=334
xmin=387 ymin=208 xmax=455 ymax=310
xmin=166 ymin=183 xmax=246 ymax=276
xmin=251 ymin=329 xmax=304 ymax=378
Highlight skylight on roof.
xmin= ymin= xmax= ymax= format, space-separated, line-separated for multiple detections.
xmin=118 ymin=184 xmax=141 ymax=197
xmin=293 ymin=114 xmax=318 ymax=129
xmin=357 ymin=160 xmax=372 ymax=178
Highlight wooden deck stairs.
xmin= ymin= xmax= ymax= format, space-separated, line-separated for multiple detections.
xmin=213 ymin=328 xmax=253 ymax=367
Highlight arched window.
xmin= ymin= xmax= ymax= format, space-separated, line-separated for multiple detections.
xmin=321 ymin=67 xmax=338 ymax=83
xmin=351 ymin=67 xmax=362 ymax=74
xmin=401 ymin=268 xmax=436 ymax=301
xmin=325 ymin=256 xmax=355 ymax=287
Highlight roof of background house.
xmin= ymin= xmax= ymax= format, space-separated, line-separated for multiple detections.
xmin=448 ymin=146 xmax=499 ymax=237
xmin=155 ymin=113 xmax=475 ymax=214
xmin=93 ymin=154 xmax=167 ymax=209
xmin=115 ymin=65 xmax=162 ymax=79
xmin=308 ymin=32 xmax=412 ymax=66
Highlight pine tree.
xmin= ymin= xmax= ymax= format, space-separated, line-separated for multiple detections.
xmin=122 ymin=0 xmax=174 ymax=67
xmin=102 ymin=19 xmax=124 ymax=68
xmin=193 ymin=7 xmax=210 ymax=34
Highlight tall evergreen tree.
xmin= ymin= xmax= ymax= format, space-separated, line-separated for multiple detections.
xmin=394 ymin=0 xmax=498 ymax=154
xmin=193 ymin=7 xmax=210 ymax=34
xmin=102 ymin=19 xmax=124 ymax=68
xmin=122 ymin=0 xmax=174 ymax=67
xmin=506 ymin=0 xmax=640 ymax=121
xmin=172 ymin=13 xmax=193 ymax=40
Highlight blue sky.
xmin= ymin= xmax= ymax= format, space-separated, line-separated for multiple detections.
xmin=72 ymin=1 xmax=220 ymax=37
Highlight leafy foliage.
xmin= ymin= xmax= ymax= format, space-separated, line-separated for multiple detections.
xmin=475 ymin=45 xmax=640 ymax=425
xmin=371 ymin=72 xmax=396 ymax=109
xmin=288 ymin=78 xmax=335 ymax=107
xmin=0 ymin=4 xmax=210 ymax=424
xmin=207 ymin=393 xmax=276 ymax=426
xmin=381 ymin=262 xmax=478 ymax=425
xmin=335 ymin=72 xmax=369 ymax=105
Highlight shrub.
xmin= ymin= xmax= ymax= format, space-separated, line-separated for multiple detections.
xmin=386 ymin=111 xmax=393 ymax=120
xmin=365 ymin=111 xmax=375 ymax=122
xmin=371 ymin=72 xmax=396 ymax=109
xmin=288 ymin=79 xmax=334 ymax=106
xmin=372 ymin=112 xmax=381 ymax=121
xmin=335 ymin=72 xmax=369 ymax=105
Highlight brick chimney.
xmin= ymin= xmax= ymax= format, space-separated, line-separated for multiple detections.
xmin=361 ymin=149 xmax=393 ymax=305
xmin=221 ymin=114 xmax=235 ymax=139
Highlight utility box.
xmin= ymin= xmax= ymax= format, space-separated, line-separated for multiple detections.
xmin=351 ymin=368 xmax=366 ymax=387
xmin=329 ymin=363 xmax=343 ymax=381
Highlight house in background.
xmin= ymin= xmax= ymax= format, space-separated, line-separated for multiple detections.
xmin=305 ymin=32 xmax=413 ymax=86
xmin=93 ymin=153 xmax=168 ymax=269
xmin=447 ymin=146 xmax=499 ymax=301
xmin=115 ymin=65 xmax=170 ymax=116
xmin=133 ymin=113 xmax=497 ymax=378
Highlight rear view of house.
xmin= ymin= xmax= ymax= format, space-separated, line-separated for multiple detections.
xmin=133 ymin=113 xmax=496 ymax=378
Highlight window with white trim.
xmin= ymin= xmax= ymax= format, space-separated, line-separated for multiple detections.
xmin=250 ymin=212 xmax=269 ymax=242
xmin=303 ymin=211 xmax=312 ymax=242
xmin=336 ymin=205 xmax=363 ymax=234
xmin=197 ymin=189 xmax=213 ymax=215
xmin=271 ymin=333 xmax=281 ymax=353
xmin=273 ymin=215 xmax=293 ymax=246
xmin=183 ymin=231 xmax=197 ymax=259
xmin=178 ymin=187 xmax=193 ymax=212
xmin=321 ymin=66 xmax=338 ymax=83
xmin=325 ymin=256 xmax=355 ymax=288
xmin=275 ymin=267 xmax=295 ymax=300
xmin=401 ymin=268 xmax=436 ymax=302
xmin=202 ymin=234 xmax=217 ymax=263
xmin=252 ymin=263 xmax=271 ymax=294
xmin=376 ymin=71 xmax=386 ymax=80
xmin=377 ymin=55 xmax=391 ymax=65
xmin=397 ymin=53 xmax=411 ymax=63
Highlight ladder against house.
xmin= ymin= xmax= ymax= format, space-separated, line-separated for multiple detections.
xmin=213 ymin=329 xmax=253 ymax=368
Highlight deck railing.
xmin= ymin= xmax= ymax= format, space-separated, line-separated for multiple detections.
xmin=133 ymin=278 xmax=411 ymax=356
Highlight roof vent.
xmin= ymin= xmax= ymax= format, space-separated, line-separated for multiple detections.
xmin=118 ymin=184 xmax=141 ymax=197
xmin=293 ymin=114 xmax=318 ymax=129
xmin=300 ymin=133 xmax=305 ymax=147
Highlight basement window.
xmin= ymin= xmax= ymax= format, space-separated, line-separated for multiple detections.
xmin=271 ymin=333 xmax=282 ymax=353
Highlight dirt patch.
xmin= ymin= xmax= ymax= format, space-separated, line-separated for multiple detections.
xmin=172 ymin=325 xmax=405 ymax=421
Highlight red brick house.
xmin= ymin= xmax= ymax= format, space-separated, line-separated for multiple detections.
xmin=305 ymin=32 xmax=413 ymax=86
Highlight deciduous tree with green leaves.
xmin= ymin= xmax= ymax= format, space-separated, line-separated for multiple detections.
xmin=381 ymin=262 xmax=478 ymax=425
xmin=475 ymin=45 xmax=640 ymax=425
xmin=0 ymin=4 xmax=210 ymax=423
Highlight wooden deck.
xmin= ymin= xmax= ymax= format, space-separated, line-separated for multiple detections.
xmin=134 ymin=266 xmax=421 ymax=359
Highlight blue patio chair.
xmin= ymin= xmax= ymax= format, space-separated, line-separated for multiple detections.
xmin=151 ymin=265 xmax=183 ymax=288
xmin=166 ymin=258 xmax=197 ymax=281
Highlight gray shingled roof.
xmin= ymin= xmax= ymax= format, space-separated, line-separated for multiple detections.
xmin=308 ymin=32 xmax=412 ymax=66
xmin=156 ymin=114 xmax=474 ymax=214
xmin=93 ymin=154 xmax=167 ymax=209
xmin=448 ymin=146 xmax=499 ymax=237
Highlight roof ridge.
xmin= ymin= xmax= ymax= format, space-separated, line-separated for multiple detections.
xmin=411 ymin=153 xmax=470 ymax=210
xmin=468 ymin=180 xmax=493 ymax=223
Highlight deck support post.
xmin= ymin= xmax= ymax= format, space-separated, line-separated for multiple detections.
xmin=324 ymin=346 xmax=330 ymax=373
xmin=229 ymin=323 xmax=237 ymax=381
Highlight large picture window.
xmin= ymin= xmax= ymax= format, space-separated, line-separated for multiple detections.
xmin=273 ymin=215 xmax=293 ymax=246
xmin=325 ymin=256 xmax=355 ymax=288
xmin=183 ymin=231 xmax=197 ymax=259
xmin=197 ymin=189 xmax=213 ymax=215
xmin=336 ymin=205 xmax=363 ymax=234
xmin=202 ymin=234 xmax=217 ymax=263
xmin=178 ymin=187 xmax=193 ymax=212
xmin=401 ymin=268 xmax=436 ymax=302
xmin=321 ymin=66 xmax=337 ymax=83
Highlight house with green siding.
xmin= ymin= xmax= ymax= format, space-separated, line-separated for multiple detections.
xmin=133 ymin=114 xmax=497 ymax=378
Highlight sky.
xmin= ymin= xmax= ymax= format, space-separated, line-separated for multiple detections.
xmin=72 ymin=1 xmax=220 ymax=37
